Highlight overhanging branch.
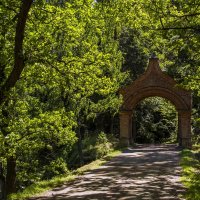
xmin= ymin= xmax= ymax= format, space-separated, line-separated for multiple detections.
xmin=0 ymin=0 xmax=33 ymax=105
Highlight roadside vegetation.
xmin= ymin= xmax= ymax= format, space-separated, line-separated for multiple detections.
xmin=181 ymin=144 xmax=200 ymax=200
xmin=9 ymin=134 xmax=122 ymax=200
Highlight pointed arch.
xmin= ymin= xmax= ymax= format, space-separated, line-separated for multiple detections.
xmin=119 ymin=58 xmax=192 ymax=148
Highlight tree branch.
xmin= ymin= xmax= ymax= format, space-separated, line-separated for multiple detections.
xmin=0 ymin=0 xmax=33 ymax=105
xmin=156 ymin=26 xmax=200 ymax=31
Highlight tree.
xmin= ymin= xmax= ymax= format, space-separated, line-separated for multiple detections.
xmin=0 ymin=0 xmax=129 ymax=198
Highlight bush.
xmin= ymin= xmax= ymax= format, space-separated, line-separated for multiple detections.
xmin=95 ymin=132 xmax=113 ymax=159
xmin=42 ymin=158 xmax=69 ymax=178
xmin=68 ymin=131 xmax=118 ymax=168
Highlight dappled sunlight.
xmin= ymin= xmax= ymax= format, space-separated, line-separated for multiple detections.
xmin=29 ymin=144 xmax=185 ymax=200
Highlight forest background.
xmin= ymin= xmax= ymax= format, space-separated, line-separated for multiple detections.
xmin=0 ymin=0 xmax=200 ymax=199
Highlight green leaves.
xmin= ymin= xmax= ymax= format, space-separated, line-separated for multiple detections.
xmin=0 ymin=0 xmax=130 ymax=191
xmin=2 ymin=0 xmax=200 ymax=194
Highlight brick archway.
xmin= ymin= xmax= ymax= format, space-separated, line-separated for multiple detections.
xmin=119 ymin=57 xmax=192 ymax=148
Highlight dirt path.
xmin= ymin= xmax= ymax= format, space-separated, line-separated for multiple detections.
xmin=30 ymin=144 xmax=185 ymax=200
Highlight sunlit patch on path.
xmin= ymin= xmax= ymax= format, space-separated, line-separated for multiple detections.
xmin=30 ymin=144 xmax=185 ymax=200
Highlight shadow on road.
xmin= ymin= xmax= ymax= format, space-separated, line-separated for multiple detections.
xmin=29 ymin=144 xmax=185 ymax=200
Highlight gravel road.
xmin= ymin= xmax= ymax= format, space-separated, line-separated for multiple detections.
xmin=30 ymin=144 xmax=185 ymax=200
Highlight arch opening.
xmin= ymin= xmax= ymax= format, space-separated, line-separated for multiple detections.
xmin=133 ymin=97 xmax=178 ymax=145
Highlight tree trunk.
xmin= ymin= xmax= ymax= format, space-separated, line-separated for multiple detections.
xmin=0 ymin=0 xmax=33 ymax=105
xmin=77 ymin=122 xmax=83 ymax=166
xmin=110 ymin=115 xmax=114 ymax=135
xmin=0 ymin=162 xmax=5 ymax=200
xmin=5 ymin=157 xmax=16 ymax=197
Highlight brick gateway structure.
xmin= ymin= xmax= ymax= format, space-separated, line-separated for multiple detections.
xmin=119 ymin=57 xmax=192 ymax=148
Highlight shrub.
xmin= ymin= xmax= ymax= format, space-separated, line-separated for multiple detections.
xmin=95 ymin=132 xmax=113 ymax=159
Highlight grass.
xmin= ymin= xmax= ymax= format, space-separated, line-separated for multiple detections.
xmin=9 ymin=150 xmax=122 ymax=200
xmin=180 ymin=144 xmax=200 ymax=200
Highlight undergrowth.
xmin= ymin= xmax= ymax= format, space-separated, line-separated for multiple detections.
xmin=9 ymin=150 xmax=122 ymax=200
xmin=181 ymin=144 xmax=200 ymax=200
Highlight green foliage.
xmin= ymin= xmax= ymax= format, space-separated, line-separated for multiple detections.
xmin=42 ymin=158 xmax=69 ymax=178
xmin=95 ymin=132 xmax=113 ymax=158
xmin=0 ymin=102 xmax=77 ymax=187
xmin=68 ymin=131 xmax=118 ymax=168
xmin=135 ymin=97 xmax=177 ymax=144
xmin=1 ymin=0 xmax=128 ymax=195
xmin=181 ymin=146 xmax=200 ymax=200
xmin=119 ymin=28 xmax=148 ymax=82
xmin=192 ymin=118 xmax=200 ymax=145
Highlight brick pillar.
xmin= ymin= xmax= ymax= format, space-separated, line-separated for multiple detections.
xmin=178 ymin=110 xmax=192 ymax=149
xmin=120 ymin=110 xmax=133 ymax=147
xmin=132 ymin=109 xmax=136 ymax=143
